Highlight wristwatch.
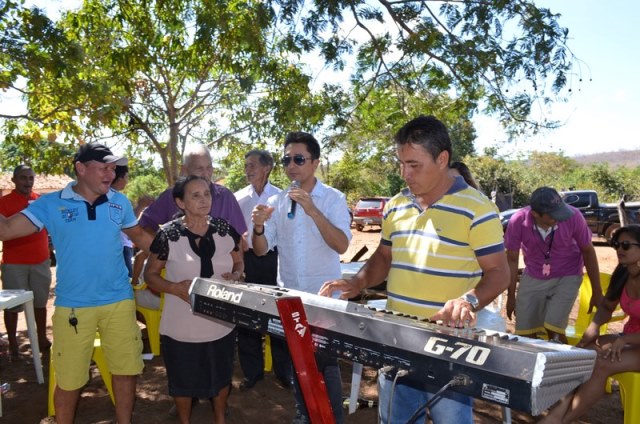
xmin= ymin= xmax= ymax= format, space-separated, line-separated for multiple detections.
xmin=460 ymin=293 xmax=480 ymax=312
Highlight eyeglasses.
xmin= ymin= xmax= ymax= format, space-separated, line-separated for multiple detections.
xmin=611 ymin=240 xmax=640 ymax=251
xmin=281 ymin=154 xmax=313 ymax=167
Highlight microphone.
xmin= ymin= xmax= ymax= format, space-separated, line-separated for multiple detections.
xmin=287 ymin=180 xmax=300 ymax=219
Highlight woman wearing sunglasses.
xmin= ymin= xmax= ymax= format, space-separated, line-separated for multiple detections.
xmin=541 ymin=224 xmax=640 ymax=423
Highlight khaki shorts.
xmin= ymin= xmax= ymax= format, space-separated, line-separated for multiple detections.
xmin=515 ymin=273 xmax=582 ymax=336
xmin=51 ymin=299 xmax=143 ymax=391
xmin=1 ymin=260 xmax=52 ymax=310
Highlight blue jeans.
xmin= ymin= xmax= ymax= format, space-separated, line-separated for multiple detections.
xmin=292 ymin=356 xmax=343 ymax=424
xmin=377 ymin=372 xmax=472 ymax=424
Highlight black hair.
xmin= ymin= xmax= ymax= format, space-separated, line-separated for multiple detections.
xmin=450 ymin=161 xmax=479 ymax=190
xmin=172 ymin=175 xmax=208 ymax=201
xmin=394 ymin=115 xmax=452 ymax=164
xmin=606 ymin=224 xmax=640 ymax=301
xmin=13 ymin=164 xmax=33 ymax=177
xmin=112 ymin=165 xmax=129 ymax=184
xmin=284 ymin=132 xmax=321 ymax=160
xmin=171 ymin=175 xmax=209 ymax=218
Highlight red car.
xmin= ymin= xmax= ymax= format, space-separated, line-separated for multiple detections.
xmin=352 ymin=197 xmax=389 ymax=231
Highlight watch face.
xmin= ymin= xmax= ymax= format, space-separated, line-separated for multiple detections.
xmin=463 ymin=294 xmax=479 ymax=310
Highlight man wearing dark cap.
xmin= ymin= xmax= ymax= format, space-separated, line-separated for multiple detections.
xmin=505 ymin=186 xmax=602 ymax=343
xmin=0 ymin=143 xmax=153 ymax=424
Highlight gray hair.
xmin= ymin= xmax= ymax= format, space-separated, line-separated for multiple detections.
xmin=245 ymin=149 xmax=275 ymax=170
xmin=183 ymin=144 xmax=212 ymax=167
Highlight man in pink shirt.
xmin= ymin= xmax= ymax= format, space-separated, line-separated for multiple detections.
xmin=505 ymin=187 xmax=602 ymax=343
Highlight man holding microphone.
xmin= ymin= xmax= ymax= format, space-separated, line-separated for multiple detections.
xmin=251 ymin=131 xmax=352 ymax=424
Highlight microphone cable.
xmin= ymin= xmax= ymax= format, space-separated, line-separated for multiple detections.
xmin=405 ymin=374 xmax=472 ymax=424
xmin=378 ymin=367 xmax=408 ymax=424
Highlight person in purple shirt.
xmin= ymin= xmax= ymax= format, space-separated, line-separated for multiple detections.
xmin=139 ymin=144 xmax=247 ymax=236
xmin=505 ymin=187 xmax=602 ymax=343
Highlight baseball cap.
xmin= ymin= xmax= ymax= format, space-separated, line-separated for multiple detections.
xmin=530 ymin=187 xmax=574 ymax=221
xmin=73 ymin=143 xmax=128 ymax=165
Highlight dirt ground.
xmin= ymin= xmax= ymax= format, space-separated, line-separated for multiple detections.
xmin=0 ymin=229 xmax=626 ymax=423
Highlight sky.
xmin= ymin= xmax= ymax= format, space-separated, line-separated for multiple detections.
xmin=473 ymin=0 xmax=640 ymax=157
xmin=5 ymin=0 xmax=640 ymax=158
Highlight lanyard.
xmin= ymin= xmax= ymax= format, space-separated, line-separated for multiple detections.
xmin=534 ymin=224 xmax=556 ymax=261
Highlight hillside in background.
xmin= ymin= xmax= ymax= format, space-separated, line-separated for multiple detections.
xmin=571 ymin=149 xmax=640 ymax=167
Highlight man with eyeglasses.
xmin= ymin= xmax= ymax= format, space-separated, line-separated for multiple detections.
xmin=251 ymin=132 xmax=352 ymax=424
xmin=504 ymin=186 xmax=602 ymax=343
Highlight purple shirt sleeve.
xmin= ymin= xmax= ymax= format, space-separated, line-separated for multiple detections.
xmin=210 ymin=183 xmax=247 ymax=235
xmin=139 ymin=183 xmax=247 ymax=235
xmin=504 ymin=208 xmax=527 ymax=252
xmin=138 ymin=188 xmax=176 ymax=231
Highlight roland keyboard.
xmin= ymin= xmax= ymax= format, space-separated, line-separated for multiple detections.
xmin=189 ymin=277 xmax=596 ymax=415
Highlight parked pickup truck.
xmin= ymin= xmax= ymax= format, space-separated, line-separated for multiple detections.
xmin=499 ymin=190 xmax=640 ymax=239
xmin=562 ymin=190 xmax=640 ymax=239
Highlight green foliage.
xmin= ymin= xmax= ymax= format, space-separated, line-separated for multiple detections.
xmin=0 ymin=122 xmax=75 ymax=175
xmin=1 ymin=0 xmax=328 ymax=184
xmin=326 ymin=147 xmax=640 ymax=211
xmin=124 ymin=173 xmax=167 ymax=205
xmin=275 ymin=0 xmax=574 ymax=134
xmin=383 ymin=173 xmax=405 ymax=199
xmin=323 ymin=83 xmax=476 ymax=201
xmin=220 ymin=165 xmax=247 ymax=194
xmin=586 ymin=164 xmax=640 ymax=202
xmin=325 ymin=151 xmax=388 ymax=204
xmin=2 ymin=0 xmax=578 ymax=183
xmin=463 ymin=152 xmax=640 ymax=209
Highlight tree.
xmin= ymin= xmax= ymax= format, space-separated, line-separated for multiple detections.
xmin=1 ymin=0 xmax=329 ymax=182
xmin=124 ymin=173 xmax=167 ymax=205
xmin=274 ymin=0 xmax=574 ymax=136
xmin=324 ymin=82 xmax=476 ymax=200
xmin=0 ymin=120 xmax=75 ymax=174
xmin=2 ymin=0 xmax=576 ymax=178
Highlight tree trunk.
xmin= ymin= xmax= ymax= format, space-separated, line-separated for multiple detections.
xmin=617 ymin=197 xmax=629 ymax=227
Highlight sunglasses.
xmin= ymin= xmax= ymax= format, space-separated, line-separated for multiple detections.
xmin=611 ymin=240 xmax=640 ymax=251
xmin=281 ymin=154 xmax=313 ymax=167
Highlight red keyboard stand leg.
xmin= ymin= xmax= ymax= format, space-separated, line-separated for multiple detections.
xmin=276 ymin=297 xmax=335 ymax=424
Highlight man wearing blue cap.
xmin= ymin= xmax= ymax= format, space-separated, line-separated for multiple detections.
xmin=0 ymin=143 xmax=153 ymax=424
xmin=505 ymin=186 xmax=602 ymax=343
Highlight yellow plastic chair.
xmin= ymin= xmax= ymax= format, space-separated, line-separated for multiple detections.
xmin=564 ymin=272 xmax=626 ymax=393
xmin=565 ymin=272 xmax=616 ymax=344
xmin=264 ymin=335 xmax=273 ymax=372
xmin=611 ymin=371 xmax=640 ymax=424
xmin=48 ymin=333 xmax=114 ymax=416
xmin=134 ymin=283 xmax=164 ymax=356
